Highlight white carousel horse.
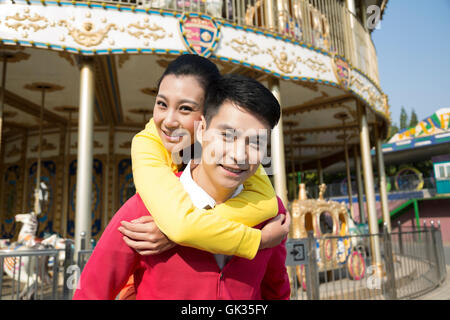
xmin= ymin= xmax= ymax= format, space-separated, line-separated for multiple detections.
xmin=15 ymin=213 xmax=39 ymax=247
xmin=2 ymin=213 xmax=67 ymax=299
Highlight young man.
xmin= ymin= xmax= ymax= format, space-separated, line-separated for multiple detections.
xmin=73 ymin=74 xmax=290 ymax=300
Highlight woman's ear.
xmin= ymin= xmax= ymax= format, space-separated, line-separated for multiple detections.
xmin=195 ymin=116 xmax=207 ymax=146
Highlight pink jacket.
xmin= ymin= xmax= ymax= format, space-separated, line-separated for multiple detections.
xmin=73 ymin=182 xmax=290 ymax=300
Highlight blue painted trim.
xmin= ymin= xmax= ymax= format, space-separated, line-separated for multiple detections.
xmin=1 ymin=0 xmax=383 ymax=116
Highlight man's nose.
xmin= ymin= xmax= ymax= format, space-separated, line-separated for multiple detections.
xmin=232 ymin=139 xmax=247 ymax=165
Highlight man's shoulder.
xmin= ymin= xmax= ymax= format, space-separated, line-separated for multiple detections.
xmin=115 ymin=193 xmax=150 ymax=220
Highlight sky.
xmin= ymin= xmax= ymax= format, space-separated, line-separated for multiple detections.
xmin=371 ymin=0 xmax=450 ymax=126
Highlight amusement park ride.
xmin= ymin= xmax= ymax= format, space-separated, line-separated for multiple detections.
xmin=291 ymin=183 xmax=366 ymax=290
xmin=0 ymin=0 xmax=392 ymax=296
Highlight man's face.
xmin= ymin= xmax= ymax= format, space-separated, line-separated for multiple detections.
xmin=197 ymin=101 xmax=270 ymax=190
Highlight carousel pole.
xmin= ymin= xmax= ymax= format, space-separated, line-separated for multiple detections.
xmin=375 ymin=124 xmax=391 ymax=233
xmin=335 ymin=112 xmax=354 ymax=219
xmin=74 ymin=57 xmax=95 ymax=254
xmin=34 ymin=87 xmax=46 ymax=215
xmin=268 ymin=77 xmax=288 ymax=206
xmin=0 ymin=57 xmax=7 ymax=153
xmin=358 ymin=101 xmax=383 ymax=277
xmin=264 ymin=0 xmax=276 ymax=32
xmin=296 ymin=136 xmax=305 ymax=185
xmin=317 ymin=159 xmax=324 ymax=185
xmin=0 ymin=58 xmax=6 ymax=220
xmin=60 ymin=109 xmax=74 ymax=238
xmin=343 ymin=137 xmax=354 ymax=220
xmin=353 ymin=145 xmax=366 ymax=224
xmin=286 ymin=120 xmax=297 ymax=199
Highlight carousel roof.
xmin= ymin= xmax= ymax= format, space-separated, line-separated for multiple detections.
xmin=0 ymin=0 xmax=390 ymax=170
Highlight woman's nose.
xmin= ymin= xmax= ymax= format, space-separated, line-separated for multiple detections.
xmin=163 ymin=110 xmax=179 ymax=128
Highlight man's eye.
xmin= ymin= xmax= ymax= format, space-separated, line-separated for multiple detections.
xmin=250 ymin=141 xmax=260 ymax=149
xmin=222 ymin=132 xmax=234 ymax=141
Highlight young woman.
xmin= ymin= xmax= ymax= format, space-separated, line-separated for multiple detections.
xmin=116 ymin=54 xmax=290 ymax=298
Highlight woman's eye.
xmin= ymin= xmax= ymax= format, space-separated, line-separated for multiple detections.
xmin=180 ymin=105 xmax=194 ymax=112
xmin=156 ymin=101 xmax=167 ymax=108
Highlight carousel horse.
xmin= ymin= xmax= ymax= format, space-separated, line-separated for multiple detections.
xmin=2 ymin=212 xmax=66 ymax=299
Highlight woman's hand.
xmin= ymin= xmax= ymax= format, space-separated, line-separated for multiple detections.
xmin=259 ymin=211 xmax=291 ymax=250
xmin=118 ymin=215 xmax=176 ymax=256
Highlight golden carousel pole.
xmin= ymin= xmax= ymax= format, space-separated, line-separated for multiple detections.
xmin=353 ymin=145 xmax=366 ymax=224
xmin=357 ymin=101 xmax=383 ymax=277
xmin=0 ymin=56 xmax=6 ymax=152
xmin=34 ymin=87 xmax=46 ymax=215
xmin=54 ymin=106 xmax=77 ymax=237
xmin=295 ymin=135 xmax=306 ymax=187
xmin=335 ymin=112 xmax=354 ymax=220
xmin=285 ymin=120 xmax=298 ymax=200
xmin=317 ymin=159 xmax=324 ymax=185
xmin=65 ymin=109 xmax=73 ymax=237
xmin=375 ymin=123 xmax=391 ymax=233
xmin=0 ymin=55 xmax=6 ymax=224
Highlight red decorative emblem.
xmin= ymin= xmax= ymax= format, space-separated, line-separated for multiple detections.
xmin=332 ymin=55 xmax=351 ymax=89
xmin=179 ymin=14 xmax=220 ymax=58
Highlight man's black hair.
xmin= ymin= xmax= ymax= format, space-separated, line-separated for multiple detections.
xmin=204 ymin=74 xmax=281 ymax=129
xmin=157 ymin=54 xmax=221 ymax=93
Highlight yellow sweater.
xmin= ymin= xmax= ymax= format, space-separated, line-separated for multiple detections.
xmin=131 ymin=119 xmax=278 ymax=259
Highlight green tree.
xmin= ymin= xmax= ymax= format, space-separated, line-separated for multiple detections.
xmin=400 ymin=106 xmax=408 ymax=130
xmin=388 ymin=123 xmax=399 ymax=140
xmin=409 ymin=109 xmax=418 ymax=128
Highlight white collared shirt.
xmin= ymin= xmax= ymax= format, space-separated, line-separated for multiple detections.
xmin=179 ymin=160 xmax=243 ymax=269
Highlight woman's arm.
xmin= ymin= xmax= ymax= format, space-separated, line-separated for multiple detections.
xmin=260 ymin=198 xmax=291 ymax=300
xmin=131 ymin=119 xmax=279 ymax=259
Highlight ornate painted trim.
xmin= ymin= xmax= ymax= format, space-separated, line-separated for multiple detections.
xmin=0 ymin=0 xmax=389 ymax=121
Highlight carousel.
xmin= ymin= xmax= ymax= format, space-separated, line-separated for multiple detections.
xmin=0 ymin=0 xmax=391 ymax=275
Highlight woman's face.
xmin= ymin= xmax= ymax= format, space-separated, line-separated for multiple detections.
xmin=153 ymin=74 xmax=205 ymax=153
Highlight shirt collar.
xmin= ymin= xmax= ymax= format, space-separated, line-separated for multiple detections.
xmin=179 ymin=160 xmax=244 ymax=209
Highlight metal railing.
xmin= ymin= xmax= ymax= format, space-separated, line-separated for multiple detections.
xmin=66 ymin=0 xmax=379 ymax=84
xmin=2 ymin=223 xmax=445 ymax=300
xmin=0 ymin=248 xmax=61 ymax=300
xmin=306 ymin=175 xmax=437 ymax=199
xmin=0 ymin=239 xmax=93 ymax=300
xmin=289 ymin=223 xmax=447 ymax=300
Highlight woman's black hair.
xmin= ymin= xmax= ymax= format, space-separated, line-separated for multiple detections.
xmin=157 ymin=54 xmax=221 ymax=93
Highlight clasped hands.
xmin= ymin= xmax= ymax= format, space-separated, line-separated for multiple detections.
xmin=118 ymin=211 xmax=291 ymax=256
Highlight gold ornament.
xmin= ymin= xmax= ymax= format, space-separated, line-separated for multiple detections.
xmin=127 ymin=21 xmax=168 ymax=41
xmin=58 ymin=20 xmax=118 ymax=47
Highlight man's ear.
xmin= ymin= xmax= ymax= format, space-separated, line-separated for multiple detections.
xmin=195 ymin=116 xmax=207 ymax=146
